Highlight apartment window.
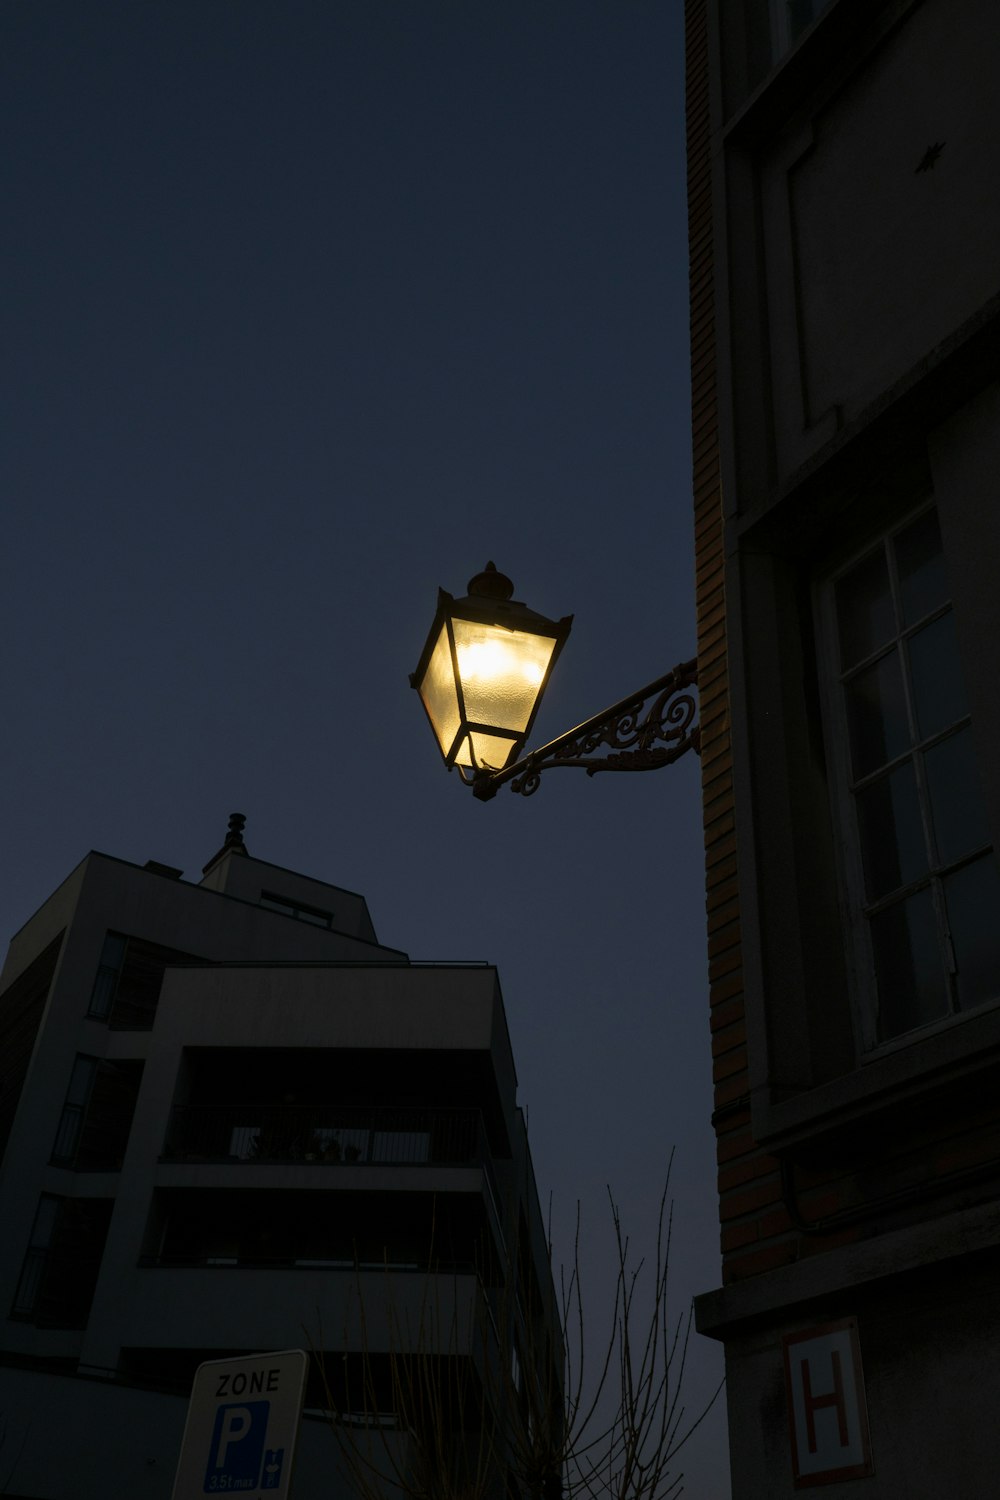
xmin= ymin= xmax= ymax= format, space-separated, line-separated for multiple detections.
xmin=11 ymin=1195 xmax=61 ymax=1318
xmin=51 ymin=1057 xmax=97 ymax=1164
xmin=259 ymin=891 xmax=333 ymax=928
xmin=51 ymin=1055 xmax=143 ymax=1169
xmin=152 ymin=1189 xmax=428 ymax=1270
xmin=87 ymin=932 xmax=127 ymax=1018
xmin=823 ymin=505 xmax=1000 ymax=1046
xmin=88 ymin=931 xmax=200 ymax=1028
xmin=0 ymin=930 xmax=64 ymax=1161
xmin=11 ymin=1195 xmax=113 ymax=1327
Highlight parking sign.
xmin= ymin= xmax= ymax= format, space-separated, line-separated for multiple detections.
xmin=171 ymin=1350 xmax=308 ymax=1499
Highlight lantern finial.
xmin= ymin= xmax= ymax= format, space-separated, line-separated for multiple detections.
xmin=467 ymin=562 xmax=514 ymax=601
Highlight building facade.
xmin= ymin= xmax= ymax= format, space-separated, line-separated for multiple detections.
xmin=687 ymin=0 xmax=1000 ymax=1494
xmin=0 ymin=820 xmax=559 ymax=1498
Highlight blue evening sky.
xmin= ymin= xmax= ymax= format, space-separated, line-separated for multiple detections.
xmin=1 ymin=3 xmax=728 ymax=1493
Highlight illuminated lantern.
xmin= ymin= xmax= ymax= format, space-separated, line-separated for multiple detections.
xmin=410 ymin=563 xmax=572 ymax=780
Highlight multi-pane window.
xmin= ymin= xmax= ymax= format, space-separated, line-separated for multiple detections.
xmin=259 ymin=891 xmax=334 ymax=928
xmin=87 ymin=932 xmax=127 ymax=1018
xmin=11 ymin=1194 xmax=61 ymax=1318
xmin=826 ymin=506 xmax=1000 ymax=1045
xmin=151 ymin=1189 xmax=441 ymax=1271
xmin=87 ymin=931 xmax=200 ymax=1028
xmin=51 ymin=1056 xmax=98 ymax=1164
xmin=11 ymin=1194 xmax=113 ymax=1327
xmin=51 ymin=1055 xmax=143 ymax=1169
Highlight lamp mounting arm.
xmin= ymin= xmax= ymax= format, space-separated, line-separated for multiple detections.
xmin=471 ymin=657 xmax=699 ymax=801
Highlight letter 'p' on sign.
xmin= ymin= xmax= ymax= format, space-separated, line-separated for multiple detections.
xmin=783 ymin=1319 xmax=874 ymax=1486
xmin=171 ymin=1350 xmax=307 ymax=1499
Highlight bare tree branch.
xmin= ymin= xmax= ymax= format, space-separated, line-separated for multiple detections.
xmin=312 ymin=1159 xmax=724 ymax=1500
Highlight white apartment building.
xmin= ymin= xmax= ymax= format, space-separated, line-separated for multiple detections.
xmin=0 ymin=818 xmax=559 ymax=1498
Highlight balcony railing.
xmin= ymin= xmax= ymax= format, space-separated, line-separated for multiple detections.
xmin=162 ymin=1105 xmax=490 ymax=1169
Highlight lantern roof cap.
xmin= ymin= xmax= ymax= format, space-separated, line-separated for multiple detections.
xmin=466 ymin=562 xmax=514 ymax=601
xmin=441 ymin=564 xmax=572 ymax=640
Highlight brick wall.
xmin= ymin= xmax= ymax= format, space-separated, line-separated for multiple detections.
xmin=683 ymin=3 xmax=1000 ymax=1285
xmin=685 ymin=0 xmax=856 ymax=1285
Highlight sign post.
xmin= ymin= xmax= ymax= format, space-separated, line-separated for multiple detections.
xmin=171 ymin=1349 xmax=309 ymax=1499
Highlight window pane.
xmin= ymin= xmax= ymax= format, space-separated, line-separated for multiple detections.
xmin=895 ymin=508 xmax=947 ymax=625
xmin=100 ymin=933 xmax=127 ymax=968
xmin=12 ymin=1249 xmax=47 ymax=1317
xmin=924 ymin=729 xmax=991 ymax=866
xmin=52 ymin=1116 xmax=80 ymax=1165
xmin=855 ymin=761 xmax=927 ymax=900
xmin=30 ymin=1195 xmax=61 ymax=1250
xmin=229 ymin=1126 xmax=259 ymax=1159
xmin=88 ymin=934 xmax=127 ymax=1019
xmin=944 ymin=856 xmax=1000 ymax=1011
xmin=845 ymin=650 xmax=909 ymax=778
xmin=871 ymin=887 xmax=948 ymax=1040
xmin=65 ymin=1056 xmax=96 ymax=1108
xmin=371 ymin=1131 xmax=431 ymax=1164
xmin=908 ymin=611 xmax=967 ymax=740
xmin=330 ymin=1128 xmax=368 ymax=1162
xmin=13 ymin=1196 xmax=62 ymax=1317
xmin=296 ymin=907 xmax=331 ymax=927
xmin=835 ymin=547 xmax=893 ymax=669
xmin=75 ymin=1061 xmax=143 ymax=1170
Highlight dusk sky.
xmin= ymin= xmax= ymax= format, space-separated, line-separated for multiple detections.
xmin=2 ymin=3 xmax=727 ymax=1493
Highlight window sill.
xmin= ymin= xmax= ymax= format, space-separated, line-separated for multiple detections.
xmin=753 ymin=995 xmax=1000 ymax=1150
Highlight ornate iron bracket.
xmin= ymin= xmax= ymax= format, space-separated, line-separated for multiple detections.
xmin=472 ymin=658 xmax=699 ymax=801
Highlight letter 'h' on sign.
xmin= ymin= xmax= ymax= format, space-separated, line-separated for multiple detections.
xmin=783 ymin=1319 xmax=873 ymax=1486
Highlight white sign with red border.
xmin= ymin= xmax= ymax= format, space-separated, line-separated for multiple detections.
xmin=783 ymin=1318 xmax=873 ymax=1486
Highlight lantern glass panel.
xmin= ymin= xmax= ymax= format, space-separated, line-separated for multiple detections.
xmin=453 ymin=730 xmax=522 ymax=772
xmin=418 ymin=622 xmax=462 ymax=760
xmin=451 ymin=619 xmax=556 ymax=733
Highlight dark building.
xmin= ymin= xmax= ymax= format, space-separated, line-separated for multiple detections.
xmin=686 ymin=0 xmax=1000 ymax=1493
xmin=0 ymin=819 xmax=560 ymax=1497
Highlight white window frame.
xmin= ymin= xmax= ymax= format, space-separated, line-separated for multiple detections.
xmin=817 ymin=502 xmax=997 ymax=1053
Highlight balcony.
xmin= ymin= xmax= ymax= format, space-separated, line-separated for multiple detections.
xmin=161 ymin=1105 xmax=490 ymax=1169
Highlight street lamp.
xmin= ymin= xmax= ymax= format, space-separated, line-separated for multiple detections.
xmin=411 ymin=564 xmax=699 ymax=801
xmin=409 ymin=562 xmax=573 ymax=783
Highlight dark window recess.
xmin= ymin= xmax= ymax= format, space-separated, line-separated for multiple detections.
xmin=259 ymin=892 xmax=333 ymax=928
xmin=149 ymin=1189 xmax=493 ymax=1276
xmin=0 ymin=932 xmax=64 ymax=1164
xmin=51 ymin=1058 xmax=143 ymax=1170
xmin=119 ymin=1346 xmax=234 ymax=1397
xmin=11 ymin=1196 xmax=113 ymax=1329
xmin=89 ymin=932 xmax=202 ymax=1029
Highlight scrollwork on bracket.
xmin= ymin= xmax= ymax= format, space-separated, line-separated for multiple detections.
xmin=473 ymin=658 xmax=699 ymax=800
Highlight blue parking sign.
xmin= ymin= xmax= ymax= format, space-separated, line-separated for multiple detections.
xmin=172 ymin=1351 xmax=307 ymax=1500
xmin=204 ymin=1400 xmax=269 ymax=1491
